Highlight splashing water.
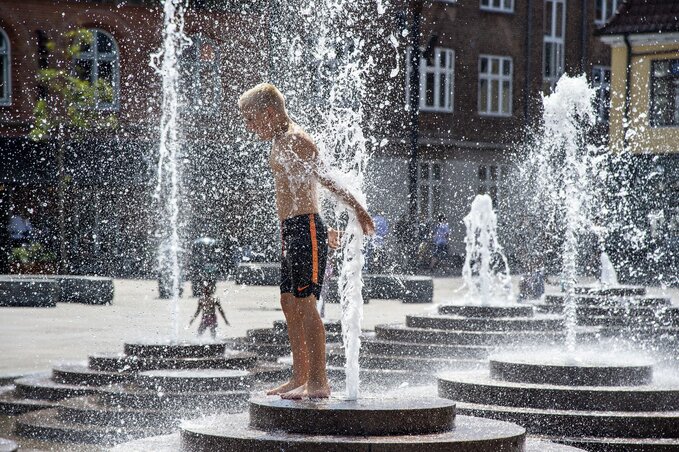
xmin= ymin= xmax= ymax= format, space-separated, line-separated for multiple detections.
xmin=461 ymin=194 xmax=512 ymax=305
xmin=519 ymin=74 xmax=598 ymax=351
xmin=600 ymin=251 xmax=619 ymax=286
xmin=150 ymin=0 xmax=189 ymax=342
xmin=269 ymin=1 xmax=379 ymax=400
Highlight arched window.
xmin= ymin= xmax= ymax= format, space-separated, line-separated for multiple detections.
xmin=73 ymin=29 xmax=119 ymax=110
xmin=0 ymin=27 xmax=10 ymax=106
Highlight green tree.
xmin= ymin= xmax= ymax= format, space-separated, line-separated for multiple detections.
xmin=29 ymin=29 xmax=118 ymax=273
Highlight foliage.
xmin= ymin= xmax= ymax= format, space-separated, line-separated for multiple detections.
xmin=10 ymin=244 xmax=57 ymax=264
xmin=29 ymin=29 xmax=118 ymax=142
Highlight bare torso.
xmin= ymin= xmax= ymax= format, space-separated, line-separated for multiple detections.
xmin=269 ymin=122 xmax=320 ymax=220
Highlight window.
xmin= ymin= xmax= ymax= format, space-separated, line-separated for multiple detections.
xmin=406 ymin=47 xmax=454 ymax=113
xmin=480 ymin=0 xmax=514 ymax=13
xmin=182 ymin=35 xmax=222 ymax=116
xmin=595 ymin=0 xmax=620 ymax=25
xmin=418 ymin=162 xmax=442 ymax=222
xmin=591 ymin=66 xmax=611 ymax=123
xmin=73 ymin=29 xmax=119 ymax=110
xmin=543 ymin=0 xmax=566 ymax=91
xmin=477 ymin=165 xmax=504 ymax=206
xmin=0 ymin=28 xmax=10 ymax=106
xmin=650 ymin=59 xmax=679 ymax=128
xmin=479 ymin=56 xmax=512 ymax=116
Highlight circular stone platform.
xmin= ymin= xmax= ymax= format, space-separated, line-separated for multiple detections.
xmin=573 ymin=285 xmax=646 ymax=297
xmin=179 ymin=412 xmax=526 ymax=452
xmin=123 ymin=341 xmax=227 ymax=359
xmin=249 ymin=396 xmax=455 ymax=436
xmin=137 ymin=369 xmax=251 ymax=392
xmin=488 ymin=354 xmax=654 ymax=386
xmin=438 ymin=304 xmax=534 ymax=318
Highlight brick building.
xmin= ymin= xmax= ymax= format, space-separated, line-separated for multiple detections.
xmin=0 ymin=0 xmax=268 ymax=276
xmin=366 ymin=0 xmax=618 ymax=264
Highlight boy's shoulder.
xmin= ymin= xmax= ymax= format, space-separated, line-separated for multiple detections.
xmin=280 ymin=127 xmax=317 ymax=158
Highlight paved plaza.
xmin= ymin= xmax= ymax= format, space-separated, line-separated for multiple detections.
xmin=0 ymin=277 xmax=461 ymax=376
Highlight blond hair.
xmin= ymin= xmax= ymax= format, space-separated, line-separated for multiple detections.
xmin=238 ymin=83 xmax=286 ymax=113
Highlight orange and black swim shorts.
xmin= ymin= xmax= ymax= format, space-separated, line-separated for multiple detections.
xmin=280 ymin=213 xmax=328 ymax=299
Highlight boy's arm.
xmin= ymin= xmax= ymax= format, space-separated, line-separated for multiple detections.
xmin=188 ymin=303 xmax=202 ymax=325
xmin=290 ymin=136 xmax=375 ymax=235
xmin=216 ymin=300 xmax=230 ymax=325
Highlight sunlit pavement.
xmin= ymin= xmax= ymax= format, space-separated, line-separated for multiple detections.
xmin=0 ymin=277 xmax=443 ymax=375
xmin=1 ymin=277 xmax=678 ymax=375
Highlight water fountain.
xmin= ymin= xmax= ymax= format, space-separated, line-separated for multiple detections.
xmin=437 ymin=74 xmax=679 ymax=450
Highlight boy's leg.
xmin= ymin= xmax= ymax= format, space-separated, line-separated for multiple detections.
xmin=266 ymin=292 xmax=309 ymax=394
xmin=281 ymin=294 xmax=330 ymax=399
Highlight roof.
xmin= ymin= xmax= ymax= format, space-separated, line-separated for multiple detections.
xmin=597 ymin=0 xmax=679 ymax=35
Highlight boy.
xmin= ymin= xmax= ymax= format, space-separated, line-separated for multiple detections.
xmin=188 ymin=279 xmax=229 ymax=340
xmin=239 ymin=83 xmax=374 ymax=399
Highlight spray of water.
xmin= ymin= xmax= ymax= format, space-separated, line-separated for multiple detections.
xmin=460 ymin=194 xmax=512 ymax=305
xmin=516 ymin=74 xmax=598 ymax=351
xmin=150 ymin=0 xmax=189 ymax=342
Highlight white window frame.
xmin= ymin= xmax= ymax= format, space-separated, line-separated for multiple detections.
xmin=0 ymin=28 xmax=10 ymax=106
xmin=405 ymin=47 xmax=455 ymax=113
xmin=73 ymin=29 xmax=120 ymax=111
xmin=480 ymin=0 xmax=514 ymax=13
xmin=595 ymin=0 xmax=620 ymax=26
xmin=417 ymin=161 xmax=442 ymax=223
xmin=591 ymin=66 xmax=611 ymax=123
xmin=478 ymin=55 xmax=513 ymax=117
xmin=543 ymin=0 xmax=566 ymax=90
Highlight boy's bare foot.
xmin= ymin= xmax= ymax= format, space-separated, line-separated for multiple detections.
xmin=266 ymin=379 xmax=306 ymax=395
xmin=280 ymin=382 xmax=331 ymax=400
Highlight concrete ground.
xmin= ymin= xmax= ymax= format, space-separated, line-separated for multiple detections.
xmin=0 ymin=277 xmax=458 ymax=375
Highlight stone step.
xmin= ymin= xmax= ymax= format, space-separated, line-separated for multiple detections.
xmin=13 ymin=375 xmax=98 ymax=401
xmin=438 ymin=304 xmax=535 ymax=318
xmin=123 ymin=341 xmax=228 ymax=359
xmin=438 ymin=370 xmax=679 ymax=411
xmin=96 ymin=384 xmax=249 ymax=411
xmin=14 ymin=408 xmax=170 ymax=445
xmin=136 ymin=369 xmax=251 ymax=392
xmin=249 ymin=396 xmax=455 ymax=436
xmin=247 ymin=363 xmax=292 ymax=384
xmin=51 ymin=363 xmax=133 ymax=386
xmin=374 ymin=324 xmax=571 ymax=346
xmin=111 ymin=432 xmax=586 ymax=452
xmin=545 ymin=294 xmax=668 ymax=308
xmin=55 ymin=395 xmax=241 ymax=427
xmin=555 ymin=435 xmax=679 ymax=451
xmin=455 ymin=400 xmax=679 ymax=438
xmin=245 ymin=328 xmax=342 ymax=344
xmin=177 ymin=411 xmax=527 ymax=451
xmin=88 ymin=350 xmax=256 ymax=372
xmin=488 ymin=356 xmax=653 ymax=387
xmin=361 ymin=338 xmax=490 ymax=359
xmin=0 ymin=385 xmax=56 ymax=415
xmin=406 ymin=314 xmax=564 ymax=332
xmin=573 ymin=286 xmax=647 ymax=297
xmin=327 ymin=348 xmax=484 ymax=373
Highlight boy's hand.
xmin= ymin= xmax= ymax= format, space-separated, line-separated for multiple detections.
xmin=328 ymin=228 xmax=341 ymax=249
xmin=357 ymin=209 xmax=375 ymax=236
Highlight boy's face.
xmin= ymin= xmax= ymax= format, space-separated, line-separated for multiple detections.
xmin=240 ymin=106 xmax=275 ymax=141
